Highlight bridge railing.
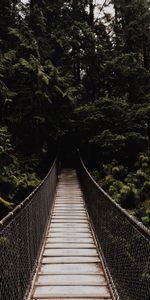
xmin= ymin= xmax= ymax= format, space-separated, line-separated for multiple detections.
xmin=78 ymin=156 xmax=150 ymax=300
xmin=0 ymin=157 xmax=59 ymax=300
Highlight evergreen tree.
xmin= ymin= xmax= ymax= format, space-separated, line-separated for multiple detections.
xmin=112 ymin=0 xmax=150 ymax=68
xmin=0 ymin=0 xmax=150 ymax=224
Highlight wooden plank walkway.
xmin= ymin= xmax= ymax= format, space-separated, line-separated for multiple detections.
xmin=29 ymin=169 xmax=113 ymax=300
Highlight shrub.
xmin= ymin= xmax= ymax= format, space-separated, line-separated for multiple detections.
xmin=141 ymin=181 xmax=150 ymax=201
xmin=119 ymin=184 xmax=140 ymax=209
xmin=141 ymin=216 xmax=150 ymax=226
xmin=112 ymin=165 xmax=127 ymax=180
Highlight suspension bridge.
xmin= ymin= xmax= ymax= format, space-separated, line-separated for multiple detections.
xmin=0 ymin=155 xmax=150 ymax=300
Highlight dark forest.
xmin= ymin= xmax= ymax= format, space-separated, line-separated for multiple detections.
xmin=0 ymin=0 xmax=150 ymax=225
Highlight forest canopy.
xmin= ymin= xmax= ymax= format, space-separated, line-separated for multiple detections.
xmin=0 ymin=0 xmax=150 ymax=225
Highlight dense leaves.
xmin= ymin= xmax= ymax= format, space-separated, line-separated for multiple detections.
xmin=92 ymin=153 xmax=150 ymax=226
xmin=0 ymin=0 xmax=150 ymax=225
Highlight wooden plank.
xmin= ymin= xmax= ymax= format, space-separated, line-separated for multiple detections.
xmin=54 ymin=204 xmax=84 ymax=206
xmin=55 ymin=196 xmax=83 ymax=198
xmin=51 ymin=219 xmax=87 ymax=222
xmin=28 ymin=169 xmax=113 ymax=300
xmin=53 ymin=205 xmax=84 ymax=207
xmin=35 ymin=274 xmax=106 ymax=285
xmin=46 ymin=232 xmax=92 ymax=237
xmin=39 ymin=263 xmax=102 ymax=275
xmin=54 ymin=206 xmax=84 ymax=209
xmin=51 ymin=220 xmax=88 ymax=223
xmin=48 ymin=225 xmax=90 ymax=230
xmin=56 ymin=196 xmax=83 ymax=198
xmin=55 ymin=197 xmax=83 ymax=199
xmin=56 ymin=196 xmax=83 ymax=197
xmin=45 ymin=237 xmax=93 ymax=243
xmin=49 ymin=229 xmax=89 ymax=233
xmin=54 ymin=204 xmax=84 ymax=207
xmin=54 ymin=208 xmax=85 ymax=214
xmin=52 ymin=213 xmax=86 ymax=216
xmin=55 ymin=202 xmax=83 ymax=205
xmin=56 ymin=192 xmax=82 ymax=193
xmin=45 ymin=243 xmax=95 ymax=249
xmin=55 ymin=195 xmax=83 ymax=197
xmin=43 ymin=249 xmax=98 ymax=257
xmin=51 ymin=216 xmax=87 ymax=219
xmin=33 ymin=298 xmax=112 ymax=300
xmin=53 ymin=210 xmax=85 ymax=212
xmin=41 ymin=256 xmax=100 ymax=264
xmin=49 ymin=222 xmax=90 ymax=231
xmin=33 ymin=285 xmax=111 ymax=298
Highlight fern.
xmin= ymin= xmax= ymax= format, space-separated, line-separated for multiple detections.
xmin=0 ymin=197 xmax=14 ymax=210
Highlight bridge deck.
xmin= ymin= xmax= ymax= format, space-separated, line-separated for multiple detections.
xmin=29 ymin=169 xmax=113 ymax=300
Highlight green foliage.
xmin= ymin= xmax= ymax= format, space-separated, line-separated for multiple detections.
xmin=93 ymin=153 xmax=150 ymax=225
xmin=0 ymin=197 xmax=14 ymax=210
xmin=0 ymin=0 xmax=149 ymax=227
xmin=0 ymin=126 xmax=40 ymax=217
xmin=119 ymin=184 xmax=140 ymax=208
xmin=141 ymin=182 xmax=150 ymax=201
xmin=140 ymin=200 xmax=150 ymax=226
xmin=90 ymin=130 xmax=126 ymax=162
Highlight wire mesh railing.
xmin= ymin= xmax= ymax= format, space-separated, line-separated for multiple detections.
xmin=78 ymin=156 xmax=150 ymax=300
xmin=0 ymin=157 xmax=59 ymax=300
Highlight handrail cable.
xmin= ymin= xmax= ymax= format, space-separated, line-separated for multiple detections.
xmin=78 ymin=153 xmax=150 ymax=300
xmin=0 ymin=156 xmax=58 ymax=228
xmin=1 ymin=152 xmax=150 ymax=300
xmin=79 ymin=154 xmax=150 ymax=237
xmin=0 ymin=156 xmax=59 ymax=300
